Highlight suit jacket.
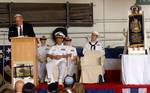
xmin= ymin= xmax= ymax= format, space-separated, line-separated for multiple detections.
xmin=8 ymin=22 xmax=35 ymax=41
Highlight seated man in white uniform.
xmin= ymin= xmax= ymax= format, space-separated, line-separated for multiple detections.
xmin=83 ymin=31 xmax=105 ymax=55
xmin=46 ymin=32 xmax=69 ymax=85
xmin=37 ymin=36 xmax=50 ymax=83
xmin=83 ymin=31 xmax=105 ymax=82
xmin=64 ymin=36 xmax=77 ymax=77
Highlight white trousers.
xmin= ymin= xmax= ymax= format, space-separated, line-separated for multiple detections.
xmin=46 ymin=61 xmax=67 ymax=82
xmin=67 ymin=62 xmax=77 ymax=76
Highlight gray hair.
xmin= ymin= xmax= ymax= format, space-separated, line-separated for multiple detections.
xmin=14 ymin=14 xmax=23 ymax=18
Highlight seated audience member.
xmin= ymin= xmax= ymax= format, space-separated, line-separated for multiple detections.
xmin=57 ymin=89 xmax=68 ymax=93
xmin=15 ymin=80 xmax=24 ymax=93
xmin=72 ymin=83 xmax=85 ymax=93
xmin=64 ymin=76 xmax=74 ymax=93
xmin=0 ymin=84 xmax=15 ymax=93
xmin=64 ymin=36 xmax=77 ymax=77
xmin=46 ymin=32 xmax=69 ymax=86
xmin=22 ymin=82 xmax=36 ymax=93
xmin=83 ymin=31 xmax=105 ymax=55
xmin=48 ymin=82 xmax=58 ymax=93
xmin=38 ymin=36 xmax=50 ymax=83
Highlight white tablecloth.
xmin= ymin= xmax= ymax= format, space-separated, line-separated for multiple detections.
xmin=121 ymin=55 xmax=150 ymax=84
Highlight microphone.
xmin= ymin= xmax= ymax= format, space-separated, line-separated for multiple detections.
xmin=9 ymin=30 xmax=14 ymax=33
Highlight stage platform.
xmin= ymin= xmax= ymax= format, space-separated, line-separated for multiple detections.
xmin=36 ymin=70 xmax=150 ymax=93
xmin=37 ymin=83 xmax=150 ymax=93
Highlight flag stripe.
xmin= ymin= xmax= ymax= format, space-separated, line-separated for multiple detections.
xmin=122 ymin=88 xmax=147 ymax=93
xmin=122 ymin=88 xmax=130 ymax=93
xmin=139 ymin=88 xmax=147 ymax=93
xmin=131 ymin=88 xmax=139 ymax=93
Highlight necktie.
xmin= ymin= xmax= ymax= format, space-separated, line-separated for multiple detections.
xmin=20 ymin=26 xmax=23 ymax=36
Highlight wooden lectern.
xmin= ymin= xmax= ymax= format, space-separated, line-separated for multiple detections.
xmin=11 ymin=37 xmax=38 ymax=86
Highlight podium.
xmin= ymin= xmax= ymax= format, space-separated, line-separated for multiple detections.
xmin=11 ymin=37 xmax=38 ymax=86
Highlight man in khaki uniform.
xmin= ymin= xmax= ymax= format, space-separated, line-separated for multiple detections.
xmin=37 ymin=36 xmax=49 ymax=83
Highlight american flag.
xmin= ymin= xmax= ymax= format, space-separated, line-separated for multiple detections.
xmin=0 ymin=45 xmax=11 ymax=84
xmin=122 ymin=88 xmax=147 ymax=93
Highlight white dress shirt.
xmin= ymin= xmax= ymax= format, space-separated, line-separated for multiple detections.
xmin=17 ymin=25 xmax=23 ymax=36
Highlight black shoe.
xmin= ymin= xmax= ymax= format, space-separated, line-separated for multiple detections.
xmin=99 ymin=75 xmax=103 ymax=83
xmin=73 ymin=74 xmax=76 ymax=82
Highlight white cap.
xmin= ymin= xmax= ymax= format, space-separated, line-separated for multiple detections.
xmin=64 ymin=76 xmax=74 ymax=85
xmin=55 ymin=32 xmax=65 ymax=38
xmin=92 ymin=31 xmax=99 ymax=36
xmin=14 ymin=14 xmax=23 ymax=18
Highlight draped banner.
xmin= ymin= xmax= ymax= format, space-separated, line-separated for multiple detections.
xmin=0 ymin=45 xmax=11 ymax=85
xmin=84 ymin=84 xmax=150 ymax=93
xmin=129 ymin=14 xmax=144 ymax=47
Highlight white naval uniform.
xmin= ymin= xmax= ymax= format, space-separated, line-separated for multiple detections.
xmin=66 ymin=45 xmax=77 ymax=76
xmin=37 ymin=44 xmax=49 ymax=81
xmin=83 ymin=40 xmax=105 ymax=82
xmin=46 ymin=44 xmax=68 ymax=83
xmin=83 ymin=40 xmax=105 ymax=55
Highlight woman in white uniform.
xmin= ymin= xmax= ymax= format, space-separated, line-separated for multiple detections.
xmin=64 ymin=36 xmax=77 ymax=76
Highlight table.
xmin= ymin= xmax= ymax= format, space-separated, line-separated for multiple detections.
xmin=121 ymin=55 xmax=150 ymax=84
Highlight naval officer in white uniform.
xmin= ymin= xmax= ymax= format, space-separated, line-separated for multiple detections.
xmin=46 ymin=32 xmax=69 ymax=85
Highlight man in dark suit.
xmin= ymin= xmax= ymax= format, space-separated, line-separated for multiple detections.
xmin=8 ymin=14 xmax=35 ymax=41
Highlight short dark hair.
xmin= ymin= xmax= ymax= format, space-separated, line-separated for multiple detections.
xmin=22 ymin=82 xmax=36 ymax=93
xmin=48 ymin=82 xmax=58 ymax=93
